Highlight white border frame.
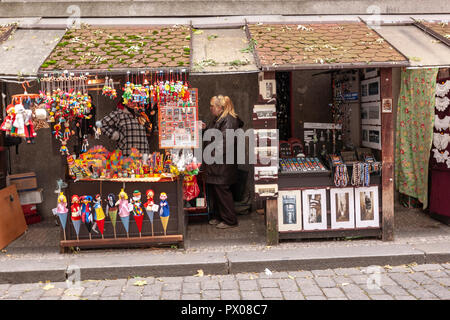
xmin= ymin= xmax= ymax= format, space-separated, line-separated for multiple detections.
xmin=355 ymin=186 xmax=380 ymax=228
xmin=361 ymin=101 xmax=381 ymax=125
xmin=361 ymin=77 xmax=380 ymax=102
xmin=277 ymin=190 xmax=302 ymax=232
xmin=363 ymin=68 xmax=378 ymax=79
xmin=302 ymin=189 xmax=327 ymax=230
xmin=361 ymin=125 xmax=382 ymax=150
xmin=330 ymin=188 xmax=355 ymax=229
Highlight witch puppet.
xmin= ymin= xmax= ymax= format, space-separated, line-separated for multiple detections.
xmin=131 ymin=190 xmax=145 ymax=237
xmin=53 ymin=192 xmax=69 ymax=240
xmin=81 ymin=195 xmax=94 ymax=240
xmin=144 ymin=189 xmax=158 ymax=236
xmin=71 ymin=195 xmax=82 ymax=240
xmin=159 ymin=192 xmax=170 ymax=236
xmin=93 ymin=194 xmax=106 ymax=239
xmin=106 ymin=193 xmax=118 ymax=238
xmin=116 ymin=188 xmax=131 ymax=237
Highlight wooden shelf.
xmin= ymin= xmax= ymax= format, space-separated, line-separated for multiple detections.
xmin=279 ymin=228 xmax=382 ymax=240
xmin=60 ymin=235 xmax=183 ymax=249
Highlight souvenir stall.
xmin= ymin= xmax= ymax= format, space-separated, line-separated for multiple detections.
xmin=31 ymin=70 xmax=201 ymax=251
xmin=254 ymin=68 xmax=395 ymax=245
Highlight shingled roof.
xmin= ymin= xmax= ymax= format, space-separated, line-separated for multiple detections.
xmin=0 ymin=25 xmax=17 ymax=43
xmin=418 ymin=21 xmax=450 ymax=46
xmin=40 ymin=25 xmax=191 ymax=72
xmin=247 ymin=22 xmax=408 ymax=70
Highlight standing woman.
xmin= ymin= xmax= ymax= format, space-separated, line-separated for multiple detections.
xmin=204 ymin=95 xmax=244 ymax=229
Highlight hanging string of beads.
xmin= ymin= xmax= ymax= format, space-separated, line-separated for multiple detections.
xmin=333 ymin=163 xmax=349 ymax=187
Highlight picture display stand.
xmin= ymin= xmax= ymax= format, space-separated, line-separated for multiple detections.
xmin=158 ymin=104 xmax=199 ymax=149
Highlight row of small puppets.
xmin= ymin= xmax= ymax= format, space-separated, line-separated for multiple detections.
xmin=53 ymin=189 xmax=170 ymax=240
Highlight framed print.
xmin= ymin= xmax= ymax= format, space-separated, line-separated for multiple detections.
xmin=361 ymin=101 xmax=381 ymax=125
xmin=382 ymin=98 xmax=393 ymax=113
xmin=277 ymin=190 xmax=302 ymax=232
xmin=255 ymin=184 xmax=278 ymax=198
xmin=355 ymin=186 xmax=379 ymax=228
xmin=330 ymin=188 xmax=355 ymax=229
xmin=361 ymin=125 xmax=382 ymax=150
xmin=302 ymin=189 xmax=327 ymax=230
xmin=361 ymin=77 xmax=380 ymax=102
xmin=363 ymin=68 xmax=378 ymax=79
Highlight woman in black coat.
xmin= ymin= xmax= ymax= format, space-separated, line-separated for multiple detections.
xmin=203 ymin=95 xmax=244 ymax=229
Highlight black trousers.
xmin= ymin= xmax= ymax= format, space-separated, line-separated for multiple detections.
xmin=209 ymin=184 xmax=238 ymax=226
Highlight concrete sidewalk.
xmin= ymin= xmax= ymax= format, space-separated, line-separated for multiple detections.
xmin=1 ymin=205 xmax=449 ymax=284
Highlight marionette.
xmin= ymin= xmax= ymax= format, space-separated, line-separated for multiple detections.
xmin=54 ymin=192 xmax=69 ymax=240
xmin=81 ymin=195 xmax=94 ymax=239
xmin=63 ymin=121 xmax=71 ymax=140
xmin=116 ymin=188 xmax=130 ymax=237
xmin=71 ymin=195 xmax=82 ymax=240
xmin=23 ymin=109 xmax=36 ymax=144
xmin=159 ymin=192 xmax=170 ymax=236
xmin=81 ymin=134 xmax=89 ymax=153
xmin=93 ymin=194 xmax=106 ymax=238
xmin=131 ymin=190 xmax=144 ymax=237
xmin=106 ymin=193 xmax=118 ymax=238
xmin=60 ymin=140 xmax=69 ymax=156
xmin=144 ymin=189 xmax=157 ymax=236
xmin=12 ymin=103 xmax=26 ymax=137
xmin=1 ymin=104 xmax=15 ymax=134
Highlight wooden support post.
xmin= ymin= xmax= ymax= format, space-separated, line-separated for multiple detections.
xmin=265 ymin=198 xmax=279 ymax=245
xmin=380 ymin=68 xmax=395 ymax=241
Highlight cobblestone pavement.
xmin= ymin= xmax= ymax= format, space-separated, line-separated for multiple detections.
xmin=0 ymin=263 xmax=449 ymax=300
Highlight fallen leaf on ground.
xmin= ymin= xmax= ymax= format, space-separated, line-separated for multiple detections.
xmin=42 ymin=284 xmax=55 ymax=291
xmin=383 ymin=265 xmax=393 ymax=270
xmin=194 ymin=269 xmax=204 ymax=277
xmin=264 ymin=268 xmax=272 ymax=276
xmin=133 ymin=280 xmax=147 ymax=287
xmin=340 ymin=283 xmax=350 ymax=287
xmin=288 ymin=275 xmax=295 ymax=280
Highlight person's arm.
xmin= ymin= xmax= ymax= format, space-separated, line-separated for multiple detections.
xmin=98 ymin=110 xmax=119 ymax=140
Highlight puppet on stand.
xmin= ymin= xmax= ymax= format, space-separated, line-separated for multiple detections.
xmin=81 ymin=195 xmax=94 ymax=239
xmin=144 ymin=189 xmax=157 ymax=236
xmin=53 ymin=192 xmax=69 ymax=240
xmin=93 ymin=194 xmax=106 ymax=238
xmin=116 ymin=189 xmax=130 ymax=237
xmin=106 ymin=193 xmax=118 ymax=238
xmin=159 ymin=192 xmax=170 ymax=236
xmin=131 ymin=190 xmax=144 ymax=237
xmin=71 ymin=195 xmax=82 ymax=241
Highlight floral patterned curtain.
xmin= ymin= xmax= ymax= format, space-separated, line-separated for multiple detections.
xmin=395 ymin=67 xmax=439 ymax=208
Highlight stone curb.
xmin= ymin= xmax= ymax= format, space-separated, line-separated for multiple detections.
xmin=0 ymin=242 xmax=449 ymax=284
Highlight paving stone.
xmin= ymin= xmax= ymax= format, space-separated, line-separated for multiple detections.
xmin=161 ymin=291 xmax=181 ymax=300
xmin=103 ymin=279 xmax=127 ymax=287
xmin=63 ymin=287 xmax=85 ymax=298
xmin=235 ymin=273 xmax=255 ymax=280
xmin=334 ymin=268 xmax=362 ymax=276
xmin=258 ymin=279 xmax=278 ymax=288
xmin=220 ymin=290 xmax=241 ymax=300
xmin=350 ymin=275 xmax=369 ymax=285
xmin=141 ymin=295 xmax=160 ymax=300
xmin=42 ymin=288 xmax=65 ymax=297
xmin=411 ymin=264 xmax=443 ymax=272
xmin=182 ymin=294 xmax=201 ymax=300
xmin=382 ymin=285 xmax=410 ymax=296
xmin=315 ymin=277 xmax=336 ymax=288
xmin=269 ymin=272 xmax=289 ymax=279
xmin=158 ymin=276 xmax=185 ymax=283
xmin=220 ymin=280 xmax=239 ymax=290
xmin=81 ymin=280 xmax=101 ymax=288
xmin=408 ymin=272 xmax=436 ymax=285
xmin=241 ymin=291 xmax=263 ymax=300
xmin=60 ymin=295 xmax=81 ymax=300
xmin=322 ymin=287 xmax=346 ymax=298
xmin=82 ymin=296 xmax=99 ymax=300
xmin=120 ymin=293 xmax=142 ymax=300
xmin=142 ymin=283 xmax=163 ymax=296
xmin=364 ymin=286 xmax=386 ymax=295
xmin=369 ymin=294 xmax=394 ymax=300
xmin=211 ymin=275 xmax=236 ymax=281
xmin=305 ymin=295 xmax=326 ymax=300
xmin=261 ymin=288 xmax=283 ymax=298
xmin=312 ymin=269 xmax=335 ymax=277
xmin=0 ymin=284 xmax=10 ymax=291
xmin=238 ymin=280 xmax=258 ymax=291
xmin=202 ymin=290 xmax=220 ymax=299
xmin=423 ymin=285 xmax=450 ymax=300
xmin=162 ymin=282 xmax=182 ymax=291
xmin=277 ymin=279 xmax=298 ymax=292
xmin=201 ymin=280 xmax=220 ymax=290
xmin=9 ymin=283 xmax=41 ymax=291
xmin=39 ymin=297 xmax=60 ymax=300
xmin=436 ymin=278 xmax=450 ymax=287
xmin=122 ymin=285 xmax=143 ymax=295
xmin=282 ymin=292 xmax=305 ymax=300
xmin=21 ymin=291 xmax=44 ymax=300
xmin=387 ymin=266 xmax=413 ymax=273
xmin=143 ymin=277 xmax=156 ymax=285
xmin=334 ymin=276 xmax=354 ymax=285
xmin=378 ymin=274 xmax=397 ymax=286
xmin=298 ymin=284 xmax=323 ymax=296
xmin=101 ymin=286 xmax=123 ymax=297
xmin=345 ymin=293 xmax=370 ymax=300
xmin=424 ymin=270 xmax=448 ymax=278
xmin=288 ymin=271 xmax=313 ymax=278
xmin=295 ymin=278 xmax=316 ymax=287
xmin=407 ymin=288 xmax=438 ymax=300
xmin=341 ymin=284 xmax=366 ymax=295
xmin=183 ymin=276 xmax=203 ymax=283
xmin=183 ymin=282 xmax=201 ymax=294
xmin=393 ymin=295 xmax=416 ymax=300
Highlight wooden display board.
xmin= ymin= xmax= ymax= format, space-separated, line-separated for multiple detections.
xmin=0 ymin=185 xmax=27 ymax=250
xmin=61 ymin=178 xmax=185 ymax=251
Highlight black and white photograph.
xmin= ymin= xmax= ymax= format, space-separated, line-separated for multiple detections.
xmin=355 ymin=186 xmax=380 ymax=228
xmin=277 ymin=190 xmax=302 ymax=231
xmin=302 ymin=189 xmax=327 ymax=230
xmin=330 ymin=188 xmax=355 ymax=229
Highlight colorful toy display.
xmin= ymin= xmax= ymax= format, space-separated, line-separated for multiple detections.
xmin=131 ymin=190 xmax=144 ymax=236
xmin=106 ymin=193 xmax=118 ymax=238
xmin=81 ymin=195 xmax=94 ymax=238
xmin=159 ymin=192 xmax=170 ymax=236
xmin=116 ymin=189 xmax=131 ymax=237
xmin=54 ymin=192 xmax=69 ymax=240
xmin=93 ymin=194 xmax=106 ymax=237
xmin=102 ymin=77 xmax=117 ymax=99
xmin=144 ymin=189 xmax=157 ymax=236
xmin=70 ymin=194 xmax=82 ymax=240
xmin=279 ymin=157 xmax=328 ymax=173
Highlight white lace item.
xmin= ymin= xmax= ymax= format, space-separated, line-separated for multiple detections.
xmin=435 ymin=96 xmax=450 ymax=112
xmin=433 ymin=133 xmax=450 ymax=150
xmin=436 ymin=80 xmax=450 ymax=97
xmin=432 ymin=148 xmax=449 ymax=163
xmin=434 ymin=115 xmax=450 ymax=131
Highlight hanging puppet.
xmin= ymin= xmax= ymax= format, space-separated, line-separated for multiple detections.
xmin=116 ymin=188 xmax=130 ymax=237
xmin=159 ymin=192 xmax=170 ymax=236
xmin=144 ymin=189 xmax=157 ymax=236
xmin=106 ymin=193 xmax=118 ymax=238
xmin=23 ymin=109 xmax=37 ymax=144
xmin=81 ymin=195 xmax=94 ymax=239
xmin=54 ymin=192 xmax=69 ymax=240
xmin=12 ymin=103 xmax=26 ymax=137
xmin=0 ymin=104 xmax=15 ymax=134
xmin=131 ymin=190 xmax=144 ymax=237
xmin=71 ymin=194 xmax=82 ymax=241
xmin=93 ymin=194 xmax=106 ymax=238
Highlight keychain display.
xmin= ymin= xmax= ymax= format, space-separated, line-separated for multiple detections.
xmin=334 ymin=164 xmax=349 ymax=187
xmin=102 ymin=76 xmax=117 ymax=99
xmin=351 ymin=162 xmax=370 ymax=187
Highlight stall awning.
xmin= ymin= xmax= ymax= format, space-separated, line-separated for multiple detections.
xmin=39 ymin=25 xmax=191 ymax=74
xmin=375 ymin=25 xmax=450 ymax=67
xmin=0 ymin=29 xmax=65 ymax=77
xmin=191 ymin=28 xmax=258 ymax=74
xmin=247 ymin=22 xmax=409 ymax=70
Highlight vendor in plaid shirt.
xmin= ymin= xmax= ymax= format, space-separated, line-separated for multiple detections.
xmin=97 ymin=102 xmax=150 ymax=157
